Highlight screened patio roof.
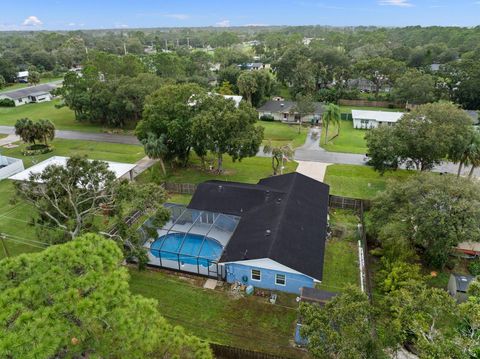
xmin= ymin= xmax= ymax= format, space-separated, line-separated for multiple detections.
xmin=142 ymin=204 xmax=240 ymax=259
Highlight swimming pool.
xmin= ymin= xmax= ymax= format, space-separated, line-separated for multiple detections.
xmin=150 ymin=233 xmax=224 ymax=267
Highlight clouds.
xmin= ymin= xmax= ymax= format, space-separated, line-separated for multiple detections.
xmin=216 ymin=19 xmax=230 ymax=27
xmin=163 ymin=13 xmax=190 ymax=20
xmin=378 ymin=0 xmax=413 ymax=7
xmin=22 ymin=15 xmax=43 ymax=26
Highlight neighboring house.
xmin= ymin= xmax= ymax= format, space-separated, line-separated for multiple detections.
xmin=352 ymin=110 xmax=404 ymax=129
xmin=455 ymin=241 xmax=480 ymax=258
xmin=0 ymin=83 xmax=58 ymax=107
xmin=16 ymin=71 xmax=29 ymax=83
xmin=240 ymin=62 xmax=271 ymax=71
xmin=0 ymin=155 xmax=24 ymax=180
xmin=222 ymin=95 xmax=243 ymax=108
xmin=448 ymin=274 xmax=476 ymax=303
xmin=466 ymin=110 xmax=479 ymax=125
xmin=141 ymin=172 xmax=330 ymax=295
xmin=430 ymin=63 xmax=441 ymax=72
xmin=257 ymin=100 xmax=325 ymax=123
xmin=9 ymin=156 xmax=136 ymax=182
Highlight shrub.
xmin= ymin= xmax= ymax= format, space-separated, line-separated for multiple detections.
xmin=468 ymin=259 xmax=480 ymax=276
xmin=0 ymin=98 xmax=15 ymax=107
xmin=22 ymin=145 xmax=53 ymax=156
xmin=260 ymin=114 xmax=274 ymax=122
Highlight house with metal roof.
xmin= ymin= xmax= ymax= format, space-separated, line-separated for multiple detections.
xmin=257 ymin=100 xmax=325 ymax=123
xmin=352 ymin=109 xmax=405 ymax=129
xmin=141 ymin=172 xmax=330 ymax=294
xmin=0 ymin=83 xmax=58 ymax=106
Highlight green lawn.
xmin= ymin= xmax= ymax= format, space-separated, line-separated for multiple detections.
xmin=318 ymin=210 xmax=360 ymax=292
xmin=0 ymin=77 xmax=63 ymax=93
xmin=261 ymin=121 xmax=308 ymax=148
xmin=128 ymin=268 xmax=305 ymax=358
xmin=321 ymin=120 xmax=368 ymax=154
xmin=137 ymin=154 xmax=298 ymax=185
xmin=324 ymin=164 xmax=413 ymax=199
xmin=1 ymin=139 xmax=144 ymax=168
xmin=167 ymin=193 xmax=193 ymax=205
xmin=339 ymin=105 xmax=403 ymax=114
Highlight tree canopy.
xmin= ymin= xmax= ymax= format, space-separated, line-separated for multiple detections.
xmin=0 ymin=234 xmax=212 ymax=358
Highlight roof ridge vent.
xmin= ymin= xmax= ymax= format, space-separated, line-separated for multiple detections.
xmin=265 ymin=229 xmax=271 ymax=236
xmin=218 ymin=185 xmax=223 ymax=192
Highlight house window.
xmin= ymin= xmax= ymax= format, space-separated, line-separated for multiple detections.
xmin=251 ymin=269 xmax=261 ymax=281
xmin=275 ymin=274 xmax=286 ymax=286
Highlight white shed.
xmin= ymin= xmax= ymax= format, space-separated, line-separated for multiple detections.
xmin=352 ymin=110 xmax=404 ymax=129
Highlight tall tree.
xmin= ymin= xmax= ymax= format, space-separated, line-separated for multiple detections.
xmin=365 ymin=125 xmax=400 ymax=174
xmin=192 ymin=97 xmax=264 ymax=172
xmin=141 ymin=132 xmax=168 ymax=176
xmin=300 ymin=286 xmax=381 ymax=359
xmin=237 ymin=71 xmax=257 ymax=104
xmin=0 ymin=234 xmax=212 ymax=358
xmin=370 ymin=173 xmax=480 ymax=268
xmin=28 ymin=70 xmax=41 ymax=86
xmin=322 ymin=103 xmax=341 ymax=144
xmin=354 ymin=57 xmax=405 ymax=98
xmin=393 ymin=69 xmax=436 ymax=104
xmin=136 ymin=83 xmax=205 ymax=166
xmin=15 ymin=156 xmax=117 ymax=241
xmin=36 ymin=119 xmax=56 ymax=146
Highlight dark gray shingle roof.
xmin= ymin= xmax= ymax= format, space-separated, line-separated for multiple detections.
xmin=0 ymin=84 xmax=58 ymax=100
xmin=257 ymin=100 xmax=325 ymax=115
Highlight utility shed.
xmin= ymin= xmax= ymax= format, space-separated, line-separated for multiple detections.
xmin=448 ymin=274 xmax=475 ymax=303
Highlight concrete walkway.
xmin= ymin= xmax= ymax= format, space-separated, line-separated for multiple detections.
xmin=131 ymin=156 xmax=158 ymax=179
xmin=296 ymin=160 xmax=330 ymax=182
xmin=0 ymin=134 xmax=20 ymax=147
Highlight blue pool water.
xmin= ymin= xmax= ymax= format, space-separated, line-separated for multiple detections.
xmin=150 ymin=233 xmax=223 ymax=267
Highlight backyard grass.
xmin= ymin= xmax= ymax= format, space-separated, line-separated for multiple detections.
xmin=320 ymin=120 xmax=368 ymax=154
xmin=339 ymin=105 xmax=404 ymax=114
xmin=324 ymin=164 xmax=413 ymax=199
xmin=1 ymin=139 xmax=144 ymax=168
xmin=317 ymin=210 xmax=360 ymax=292
xmin=137 ymin=154 xmax=298 ymax=185
xmin=261 ymin=121 xmax=308 ymax=148
xmin=0 ymin=77 xmax=63 ymax=93
xmin=128 ymin=268 xmax=306 ymax=358
xmin=167 ymin=193 xmax=193 ymax=205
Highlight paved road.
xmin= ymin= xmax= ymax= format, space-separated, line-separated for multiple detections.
xmin=1 ymin=124 xmax=478 ymax=177
xmin=0 ymin=126 xmax=141 ymax=145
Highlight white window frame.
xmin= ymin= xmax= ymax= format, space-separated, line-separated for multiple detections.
xmin=251 ymin=269 xmax=261 ymax=281
xmin=275 ymin=273 xmax=286 ymax=286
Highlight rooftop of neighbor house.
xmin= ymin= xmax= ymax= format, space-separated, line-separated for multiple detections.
xmin=9 ymin=156 xmax=136 ymax=182
xmin=352 ymin=109 xmax=405 ymax=123
xmin=0 ymin=83 xmax=59 ymax=100
xmin=188 ymin=172 xmax=330 ymax=280
xmin=257 ymin=100 xmax=325 ymax=114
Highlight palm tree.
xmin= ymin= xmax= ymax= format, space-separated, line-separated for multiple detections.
xmin=14 ymin=118 xmax=36 ymax=144
xmin=322 ymin=103 xmax=341 ymax=145
xmin=263 ymin=142 xmax=294 ymax=175
xmin=142 ymin=133 xmax=168 ymax=176
xmin=455 ymin=130 xmax=480 ymax=178
xmin=37 ymin=119 xmax=55 ymax=146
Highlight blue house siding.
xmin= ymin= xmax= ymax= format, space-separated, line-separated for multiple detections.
xmin=225 ymin=263 xmax=315 ymax=294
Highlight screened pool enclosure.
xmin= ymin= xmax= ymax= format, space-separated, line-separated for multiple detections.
xmin=140 ymin=204 xmax=240 ymax=277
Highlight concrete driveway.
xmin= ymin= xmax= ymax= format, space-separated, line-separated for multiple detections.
xmin=296 ymin=160 xmax=330 ymax=182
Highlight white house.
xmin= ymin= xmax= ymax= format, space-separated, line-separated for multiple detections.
xmin=9 ymin=156 xmax=136 ymax=182
xmin=352 ymin=110 xmax=404 ymax=129
xmin=0 ymin=83 xmax=58 ymax=107
xmin=0 ymin=156 xmax=24 ymax=180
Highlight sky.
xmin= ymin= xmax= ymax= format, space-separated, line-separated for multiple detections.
xmin=0 ymin=0 xmax=479 ymax=31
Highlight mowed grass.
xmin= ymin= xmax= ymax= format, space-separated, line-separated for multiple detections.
xmin=339 ymin=105 xmax=404 ymax=113
xmin=0 ymin=99 xmax=104 ymax=132
xmin=138 ymin=154 xmax=298 ymax=185
xmin=317 ymin=210 xmax=360 ymax=292
xmin=260 ymin=121 xmax=308 ymax=148
xmin=324 ymin=164 xmax=413 ymax=199
xmin=2 ymin=139 xmax=144 ymax=168
xmin=321 ymin=120 xmax=368 ymax=154
xmin=128 ymin=268 xmax=306 ymax=358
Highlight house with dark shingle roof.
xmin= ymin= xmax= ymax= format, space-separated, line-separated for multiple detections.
xmin=0 ymin=83 xmax=58 ymax=107
xmin=257 ymin=99 xmax=325 ymax=123
xmin=187 ymin=172 xmax=330 ymax=294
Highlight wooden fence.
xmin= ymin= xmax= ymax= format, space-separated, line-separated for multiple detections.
xmin=210 ymin=343 xmax=290 ymax=359
xmin=338 ymin=99 xmax=404 ymax=109
xmin=328 ymin=194 xmax=370 ymax=211
xmin=163 ymin=182 xmax=197 ymax=195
